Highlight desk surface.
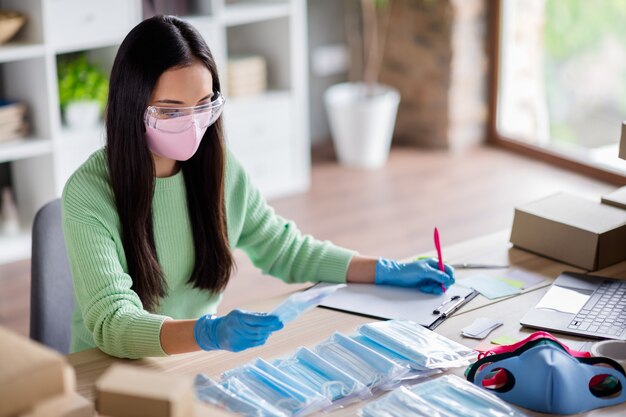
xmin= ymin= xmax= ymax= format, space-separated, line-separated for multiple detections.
xmin=67 ymin=231 xmax=626 ymax=417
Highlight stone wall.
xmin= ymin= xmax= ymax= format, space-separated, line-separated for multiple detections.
xmin=380 ymin=0 xmax=488 ymax=151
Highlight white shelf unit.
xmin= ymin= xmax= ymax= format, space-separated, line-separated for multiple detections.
xmin=0 ymin=0 xmax=311 ymax=264
xmin=0 ymin=0 xmax=142 ymax=263
xmin=186 ymin=0 xmax=311 ymax=200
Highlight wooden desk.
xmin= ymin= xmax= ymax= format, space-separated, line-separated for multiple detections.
xmin=67 ymin=231 xmax=626 ymax=416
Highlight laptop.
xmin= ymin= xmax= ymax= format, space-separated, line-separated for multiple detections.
xmin=521 ymin=272 xmax=626 ymax=340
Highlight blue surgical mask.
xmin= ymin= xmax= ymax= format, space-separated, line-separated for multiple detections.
xmin=358 ymin=320 xmax=475 ymax=369
xmin=352 ymin=334 xmax=441 ymax=381
xmin=315 ymin=332 xmax=408 ymax=389
xmin=362 ymin=375 xmax=528 ymax=417
xmin=223 ymin=364 xmax=325 ymax=416
xmin=473 ymin=343 xmax=626 ymax=414
xmin=274 ymin=347 xmax=370 ymax=403
xmin=271 ymin=284 xmax=346 ymax=323
xmin=252 ymin=358 xmax=331 ymax=411
xmin=194 ymin=374 xmax=288 ymax=417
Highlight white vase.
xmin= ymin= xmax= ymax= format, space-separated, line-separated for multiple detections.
xmin=64 ymin=100 xmax=100 ymax=130
xmin=324 ymin=82 xmax=400 ymax=169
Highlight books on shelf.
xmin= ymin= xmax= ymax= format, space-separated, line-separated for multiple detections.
xmin=227 ymin=54 xmax=267 ymax=98
xmin=0 ymin=99 xmax=27 ymax=143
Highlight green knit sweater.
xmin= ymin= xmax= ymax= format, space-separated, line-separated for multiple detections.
xmin=62 ymin=149 xmax=356 ymax=359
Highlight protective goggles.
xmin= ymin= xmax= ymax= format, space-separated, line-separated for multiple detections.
xmin=144 ymin=92 xmax=225 ymax=133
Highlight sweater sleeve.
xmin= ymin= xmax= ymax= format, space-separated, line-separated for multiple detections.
xmin=229 ymin=153 xmax=357 ymax=284
xmin=62 ymin=187 xmax=170 ymax=359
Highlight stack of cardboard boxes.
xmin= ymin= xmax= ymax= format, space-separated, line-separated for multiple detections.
xmin=511 ymin=122 xmax=626 ymax=270
xmin=0 ymin=326 xmax=234 ymax=417
xmin=95 ymin=365 xmax=235 ymax=417
xmin=0 ymin=327 xmax=93 ymax=417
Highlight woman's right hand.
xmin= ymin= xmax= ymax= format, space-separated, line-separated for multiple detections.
xmin=194 ymin=309 xmax=284 ymax=352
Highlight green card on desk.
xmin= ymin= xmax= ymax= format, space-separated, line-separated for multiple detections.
xmin=457 ymin=274 xmax=522 ymax=299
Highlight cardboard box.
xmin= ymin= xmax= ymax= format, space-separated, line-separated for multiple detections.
xmin=0 ymin=327 xmax=69 ymax=417
xmin=619 ymin=122 xmax=626 ymax=159
xmin=19 ymin=393 xmax=93 ymax=417
xmin=510 ymin=193 xmax=626 ymax=270
xmin=602 ymin=187 xmax=626 ymax=210
xmin=95 ymin=364 xmax=194 ymax=417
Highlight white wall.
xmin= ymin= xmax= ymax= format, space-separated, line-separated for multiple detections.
xmin=307 ymin=0 xmax=348 ymax=144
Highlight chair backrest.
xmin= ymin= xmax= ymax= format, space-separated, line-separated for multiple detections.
xmin=30 ymin=199 xmax=74 ymax=354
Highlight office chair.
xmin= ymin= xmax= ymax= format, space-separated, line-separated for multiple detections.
xmin=30 ymin=198 xmax=74 ymax=354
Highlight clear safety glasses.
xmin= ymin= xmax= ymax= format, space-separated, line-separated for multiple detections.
xmin=144 ymin=92 xmax=225 ymax=133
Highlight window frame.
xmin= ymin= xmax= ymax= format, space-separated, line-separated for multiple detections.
xmin=487 ymin=0 xmax=626 ymax=185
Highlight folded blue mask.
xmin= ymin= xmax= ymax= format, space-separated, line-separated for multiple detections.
xmin=361 ymin=375 xmax=528 ymax=417
xmin=352 ymin=334 xmax=440 ymax=381
xmin=358 ymin=320 xmax=475 ymax=369
xmin=473 ymin=343 xmax=626 ymax=414
xmin=252 ymin=358 xmax=331 ymax=412
xmin=194 ymin=374 xmax=287 ymax=417
xmin=223 ymin=364 xmax=324 ymax=416
xmin=271 ymin=284 xmax=346 ymax=323
xmin=315 ymin=332 xmax=408 ymax=389
xmin=273 ymin=347 xmax=369 ymax=402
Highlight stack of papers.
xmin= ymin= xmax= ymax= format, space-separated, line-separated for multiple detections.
xmin=461 ymin=317 xmax=503 ymax=339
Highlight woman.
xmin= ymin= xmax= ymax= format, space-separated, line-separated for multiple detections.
xmin=62 ymin=15 xmax=455 ymax=359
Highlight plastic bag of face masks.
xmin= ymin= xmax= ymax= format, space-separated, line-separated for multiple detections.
xmin=252 ymin=358 xmax=332 ymax=411
xmin=358 ymin=320 xmax=475 ymax=369
xmin=273 ymin=347 xmax=371 ymax=407
xmin=271 ymin=284 xmax=346 ymax=323
xmin=352 ymin=334 xmax=441 ymax=381
xmin=314 ymin=332 xmax=409 ymax=391
xmin=194 ymin=374 xmax=288 ymax=417
xmin=222 ymin=363 xmax=328 ymax=417
xmin=359 ymin=375 xmax=530 ymax=417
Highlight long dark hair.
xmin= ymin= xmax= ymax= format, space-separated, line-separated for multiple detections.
xmin=106 ymin=15 xmax=235 ymax=312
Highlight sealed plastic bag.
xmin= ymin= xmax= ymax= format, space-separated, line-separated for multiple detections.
xmin=358 ymin=320 xmax=475 ymax=369
xmin=223 ymin=364 xmax=326 ymax=416
xmin=315 ymin=332 xmax=408 ymax=390
xmin=195 ymin=374 xmax=287 ymax=417
xmin=352 ymin=334 xmax=441 ymax=381
xmin=359 ymin=375 xmax=530 ymax=417
xmin=252 ymin=358 xmax=331 ymax=411
xmin=273 ymin=347 xmax=371 ymax=403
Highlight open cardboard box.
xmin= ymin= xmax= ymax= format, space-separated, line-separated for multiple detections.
xmin=511 ymin=192 xmax=626 ymax=270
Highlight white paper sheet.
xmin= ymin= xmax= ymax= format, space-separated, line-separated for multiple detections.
xmin=315 ymin=283 xmax=475 ymax=328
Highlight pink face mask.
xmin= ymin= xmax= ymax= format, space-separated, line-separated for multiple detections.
xmin=144 ymin=93 xmax=225 ymax=161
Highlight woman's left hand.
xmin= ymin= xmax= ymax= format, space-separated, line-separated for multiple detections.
xmin=374 ymin=258 xmax=455 ymax=294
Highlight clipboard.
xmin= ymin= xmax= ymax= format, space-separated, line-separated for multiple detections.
xmin=313 ymin=282 xmax=479 ymax=330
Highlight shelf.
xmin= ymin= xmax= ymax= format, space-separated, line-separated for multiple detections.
xmin=0 ymin=230 xmax=31 ymax=264
xmin=222 ymin=1 xmax=290 ymax=27
xmin=0 ymin=42 xmax=46 ymax=63
xmin=0 ymin=137 xmax=53 ymax=164
xmin=53 ymin=37 xmax=125 ymax=54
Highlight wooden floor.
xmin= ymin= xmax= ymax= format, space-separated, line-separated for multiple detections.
xmin=0 ymin=143 xmax=615 ymax=338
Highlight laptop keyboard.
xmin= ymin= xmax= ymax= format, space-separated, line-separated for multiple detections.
xmin=568 ymin=280 xmax=626 ymax=336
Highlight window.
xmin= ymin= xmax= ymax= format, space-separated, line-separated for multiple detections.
xmin=495 ymin=0 xmax=626 ymax=177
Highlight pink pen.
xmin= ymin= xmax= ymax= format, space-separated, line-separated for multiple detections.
xmin=434 ymin=227 xmax=446 ymax=292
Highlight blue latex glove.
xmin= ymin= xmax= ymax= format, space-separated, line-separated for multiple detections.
xmin=375 ymin=258 xmax=455 ymax=294
xmin=194 ymin=309 xmax=284 ymax=352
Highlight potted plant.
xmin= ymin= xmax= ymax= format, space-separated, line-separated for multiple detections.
xmin=325 ymin=0 xmax=400 ymax=169
xmin=57 ymin=53 xmax=109 ymax=130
